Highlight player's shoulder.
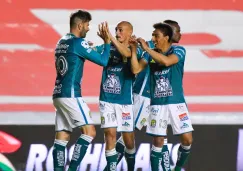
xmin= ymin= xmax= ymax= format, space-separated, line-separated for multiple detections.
xmin=146 ymin=40 xmax=155 ymax=49
xmin=71 ymin=37 xmax=91 ymax=50
xmin=171 ymin=45 xmax=186 ymax=53
xmin=141 ymin=51 xmax=152 ymax=62
xmin=136 ymin=45 xmax=144 ymax=55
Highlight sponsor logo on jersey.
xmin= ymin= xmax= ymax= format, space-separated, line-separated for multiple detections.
xmin=122 ymin=122 xmax=130 ymax=127
xmin=151 ymin=107 xmax=159 ymax=115
xmin=122 ymin=113 xmax=131 ymax=120
xmin=99 ymin=102 xmax=105 ymax=110
xmin=154 ymin=69 xmax=170 ymax=75
xmin=73 ymin=119 xmax=79 ymax=124
xmin=176 ymin=105 xmax=186 ymax=112
xmin=162 ymin=150 xmax=170 ymax=170
xmin=180 ymin=123 xmax=189 ymax=129
xmin=86 ymin=48 xmax=92 ymax=53
xmin=179 ymin=113 xmax=189 ymax=121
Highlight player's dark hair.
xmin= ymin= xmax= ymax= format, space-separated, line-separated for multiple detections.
xmin=163 ymin=20 xmax=178 ymax=26
xmin=153 ymin=23 xmax=173 ymax=42
xmin=70 ymin=10 xmax=92 ymax=28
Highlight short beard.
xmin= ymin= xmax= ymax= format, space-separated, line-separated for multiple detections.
xmin=80 ymin=30 xmax=86 ymax=38
xmin=80 ymin=25 xmax=87 ymax=38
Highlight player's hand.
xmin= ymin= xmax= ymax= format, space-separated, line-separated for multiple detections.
xmin=129 ymin=35 xmax=138 ymax=49
xmin=137 ymin=37 xmax=149 ymax=51
xmin=97 ymin=22 xmax=111 ymax=44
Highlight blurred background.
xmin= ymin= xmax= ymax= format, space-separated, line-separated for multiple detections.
xmin=0 ymin=0 xmax=243 ymax=170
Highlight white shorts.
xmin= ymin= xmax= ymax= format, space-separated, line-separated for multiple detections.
xmin=53 ymin=97 xmax=94 ymax=132
xmin=146 ymin=103 xmax=194 ymax=136
xmin=99 ymin=101 xmax=134 ymax=132
xmin=133 ymin=93 xmax=150 ymax=130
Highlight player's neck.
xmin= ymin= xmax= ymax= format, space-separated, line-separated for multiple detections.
xmin=70 ymin=30 xmax=80 ymax=38
xmin=120 ymin=40 xmax=130 ymax=47
xmin=159 ymin=43 xmax=172 ymax=53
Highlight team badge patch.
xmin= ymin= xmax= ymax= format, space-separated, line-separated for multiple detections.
xmin=81 ymin=41 xmax=90 ymax=49
xmin=151 ymin=119 xmax=156 ymax=128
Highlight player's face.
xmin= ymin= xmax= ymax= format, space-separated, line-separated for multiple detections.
xmin=152 ymin=29 xmax=169 ymax=49
xmin=79 ymin=21 xmax=90 ymax=38
xmin=115 ymin=24 xmax=132 ymax=43
xmin=171 ymin=24 xmax=181 ymax=43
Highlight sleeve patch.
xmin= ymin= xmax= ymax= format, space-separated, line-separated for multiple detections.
xmin=81 ymin=41 xmax=90 ymax=49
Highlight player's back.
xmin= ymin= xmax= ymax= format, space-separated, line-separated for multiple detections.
xmin=53 ymin=33 xmax=86 ymax=99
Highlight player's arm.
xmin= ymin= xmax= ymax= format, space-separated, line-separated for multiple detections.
xmin=76 ymin=40 xmax=110 ymax=67
xmin=77 ymin=22 xmax=112 ymax=67
xmin=138 ymin=38 xmax=185 ymax=66
xmin=93 ymin=44 xmax=104 ymax=53
xmin=131 ymin=50 xmax=148 ymax=74
xmin=130 ymin=37 xmax=148 ymax=74
xmin=145 ymin=48 xmax=179 ymax=66
xmin=110 ymin=35 xmax=131 ymax=58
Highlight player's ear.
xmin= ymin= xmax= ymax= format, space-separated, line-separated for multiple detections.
xmin=77 ymin=22 xmax=83 ymax=31
xmin=165 ymin=35 xmax=169 ymax=42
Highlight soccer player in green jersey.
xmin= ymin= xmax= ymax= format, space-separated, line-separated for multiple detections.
xmin=52 ymin=10 xmax=111 ymax=171
xmin=129 ymin=23 xmax=193 ymax=171
xmin=114 ymin=20 xmax=182 ymax=171
xmin=95 ymin=21 xmax=143 ymax=171
xmin=146 ymin=20 xmax=182 ymax=171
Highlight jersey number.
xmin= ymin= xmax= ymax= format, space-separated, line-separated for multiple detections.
xmin=56 ymin=56 xmax=68 ymax=76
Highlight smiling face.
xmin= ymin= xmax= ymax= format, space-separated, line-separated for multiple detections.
xmin=151 ymin=29 xmax=170 ymax=49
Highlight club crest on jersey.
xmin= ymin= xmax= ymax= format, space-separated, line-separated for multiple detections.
xmin=140 ymin=118 xmax=146 ymax=125
xmin=101 ymin=116 xmax=105 ymax=125
xmin=150 ymin=119 xmax=156 ymax=128
xmin=103 ymin=74 xmax=121 ymax=94
xmin=154 ymin=76 xmax=173 ymax=98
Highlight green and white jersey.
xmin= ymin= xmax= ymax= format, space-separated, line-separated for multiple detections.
xmin=142 ymin=45 xmax=186 ymax=105
xmin=132 ymin=41 xmax=154 ymax=98
xmin=53 ymin=33 xmax=110 ymax=99
xmin=133 ymin=65 xmax=150 ymax=98
xmin=95 ymin=44 xmax=143 ymax=104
